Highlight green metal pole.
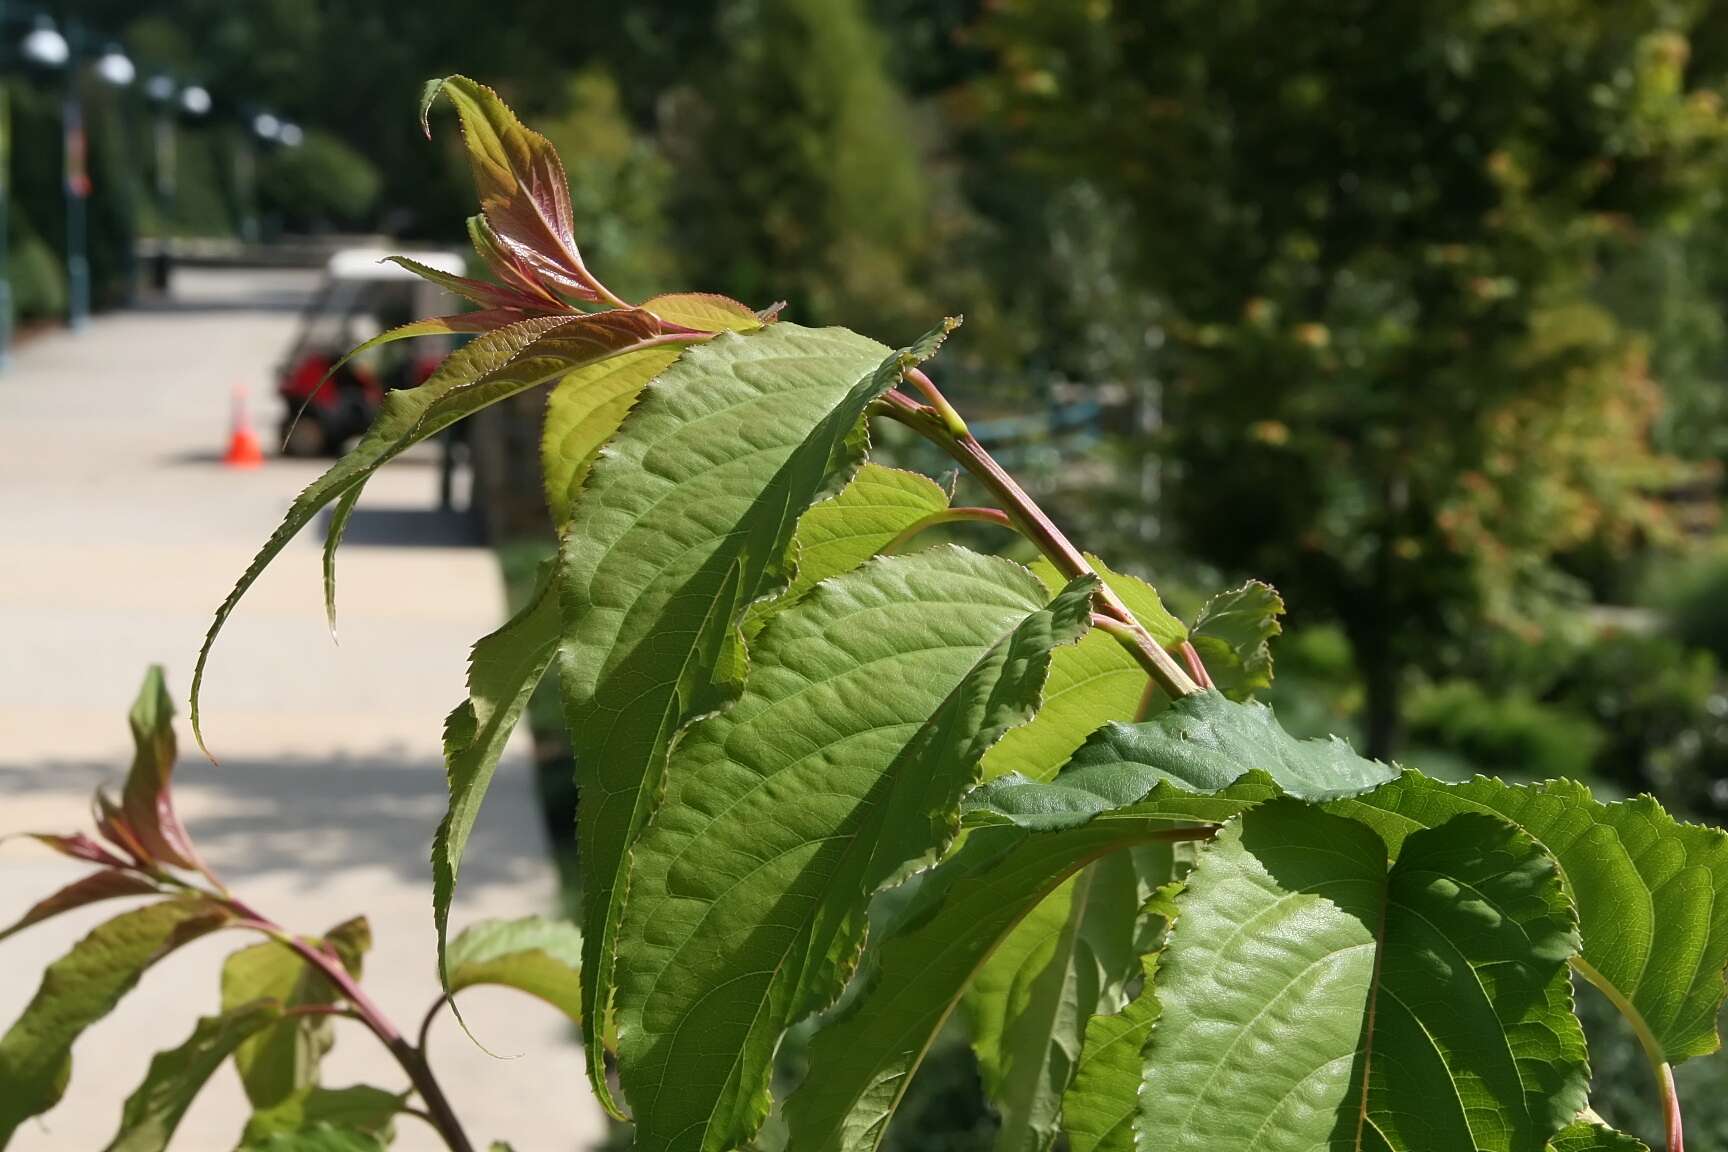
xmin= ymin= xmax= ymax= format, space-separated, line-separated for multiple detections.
xmin=0 ymin=0 xmax=12 ymax=368
xmin=0 ymin=73 xmax=13 ymax=368
xmin=64 ymin=21 xmax=87 ymax=330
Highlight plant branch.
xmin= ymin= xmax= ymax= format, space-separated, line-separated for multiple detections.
xmin=226 ymin=903 xmax=476 ymax=1152
xmin=881 ymin=371 xmax=1201 ymax=699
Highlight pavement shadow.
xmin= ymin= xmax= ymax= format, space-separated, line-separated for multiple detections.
xmin=130 ymin=295 xmax=311 ymax=314
xmin=330 ymin=506 xmax=483 ymax=548
xmin=0 ymin=750 xmax=547 ymax=894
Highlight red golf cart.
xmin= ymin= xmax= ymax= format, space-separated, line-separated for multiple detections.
xmin=276 ymin=247 xmax=466 ymax=457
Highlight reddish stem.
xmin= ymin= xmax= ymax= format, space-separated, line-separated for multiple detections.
xmin=1662 ymin=1062 xmax=1686 ymax=1152
xmin=1181 ymin=642 xmax=1215 ymax=690
xmin=228 ymin=905 xmax=475 ymax=1152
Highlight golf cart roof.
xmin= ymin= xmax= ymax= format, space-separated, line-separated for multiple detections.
xmin=325 ymin=247 xmax=465 ymax=281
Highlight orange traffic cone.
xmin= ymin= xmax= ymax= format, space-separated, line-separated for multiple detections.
xmin=223 ymin=386 xmax=265 ymax=469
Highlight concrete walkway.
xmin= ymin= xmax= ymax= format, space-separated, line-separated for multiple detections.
xmin=0 ymin=268 xmax=605 ymax=1151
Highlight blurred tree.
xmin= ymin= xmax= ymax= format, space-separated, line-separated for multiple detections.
xmin=661 ymin=0 xmax=937 ymax=338
xmin=258 ymin=131 xmax=382 ymax=232
xmin=981 ymin=0 xmax=1728 ymax=757
xmin=533 ymin=69 xmax=678 ymax=302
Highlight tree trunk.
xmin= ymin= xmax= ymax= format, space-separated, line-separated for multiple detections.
xmin=1359 ymin=629 xmax=1404 ymax=763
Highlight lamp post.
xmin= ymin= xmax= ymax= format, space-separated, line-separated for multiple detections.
xmin=239 ymin=108 xmax=292 ymax=244
xmin=18 ymin=19 xmax=131 ymax=332
xmin=0 ymin=13 xmax=72 ymax=361
xmin=45 ymin=18 xmax=89 ymax=330
xmin=92 ymin=44 xmax=134 ymax=298
xmin=144 ymin=77 xmax=206 ymax=293
xmin=0 ymin=13 xmax=133 ymax=357
xmin=143 ymin=74 xmax=173 ymax=291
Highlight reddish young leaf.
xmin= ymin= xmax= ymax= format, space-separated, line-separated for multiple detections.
xmin=422 ymin=76 xmax=604 ymax=304
xmin=12 ymin=832 xmax=129 ymax=869
xmin=118 ymin=666 xmax=202 ymax=871
xmin=383 ymin=255 xmax=562 ymax=317
xmin=0 ymin=870 xmax=161 ymax=942
xmin=467 ymin=215 xmax=561 ymax=306
xmin=93 ymin=789 xmax=153 ymax=866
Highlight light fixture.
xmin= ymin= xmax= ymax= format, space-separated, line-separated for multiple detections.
xmin=180 ymin=85 xmax=211 ymax=116
xmin=20 ymin=18 xmax=69 ymax=68
xmin=277 ymin=122 xmax=304 ymax=148
xmin=94 ymin=47 xmax=136 ymax=87
xmin=144 ymin=74 xmax=175 ymax=102
xmin=252 ymin=112 xmax=281 ymax=141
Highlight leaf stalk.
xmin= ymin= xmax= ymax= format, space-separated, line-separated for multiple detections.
xmin=1572 ymin=953 xmax=1684 ymax=1152
xmin=880 ymin=506 xmax=1018 ymax=554
xmin=881 ymin=372 xmax=1200 ymax=700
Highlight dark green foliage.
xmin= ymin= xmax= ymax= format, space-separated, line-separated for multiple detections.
xmin=662 ymin=0 xmax=935 ymax=337
xmin=979 ymin=0 xmax=1728 ymax=760
xmin=259 ymin=132 xmax=382 ymax=230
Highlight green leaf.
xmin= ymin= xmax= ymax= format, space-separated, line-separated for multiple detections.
xmin=290 ymin=309 xmax=559 ymax=532
xmin=1066 ymin=690 xmax=1396 ymax=804
xmin=104 ymin=1001 xmax=283 ymax=1152
xmin=117 ymin=665 xmax=199 ymax=869
xmin=0 ymin=870 xmax=160 ymax=942
xmin=1060 ymin=956 xmax=1159 ymax=1152
xmin=980 ymin=556 xmax=1184 ymax=784
xmin=1137 ymin=801 xmax=1587 ymax=1151
xmin=783 ymin=463 xmax=951 ymax=605
xmin=725 ymin=463 xmax=952 ymax=682
xmin=1185 ymin=580 xmax=1283 ymax=700
xmin=969 ymin=691 xmax=1396 ymax=833
xmin=641 ymin=292 xmax=767 ymax=333
xmin=1546 ymin=1120 xmax=1650 ymax=1151
xmin=556 ymin=320 xmax=951 ymax=1111
xmin=783 ymin=780 xmax=1259 ymax=1152
xmin=222 ymin=934 xmax=346 ymax=1109
xmin=963 ymin=852 xmax=1141 ymax=1152
xmin=612 ymin=550 xmax=1095 ymax=1151
xmin=321 ymin=486 xmax=364 ymax=638
xmin=323 ymin=917 xmax=371 ymax=978
xmin=422 ymin=76 xmax=595 ymax=300
xmin=243 ymin=1086 xmax=403 ymax=1145
xmin=0 ymin=897 xmax=232 ymax=1142
xmin=541 ymin=344 xmax=687 ymax=526
xmin=1330 ymin=773 xmax=1728 ymax=1064
xmin=446 ymin=915 xmax=583 ymax=1025
xmin=434 ymin=560 xmax=562 ymax=1007
xmin=241 ymin=1124 xmax=389 ymax=1152
xmin=193 ymin=309 xmax=670 ymax=751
